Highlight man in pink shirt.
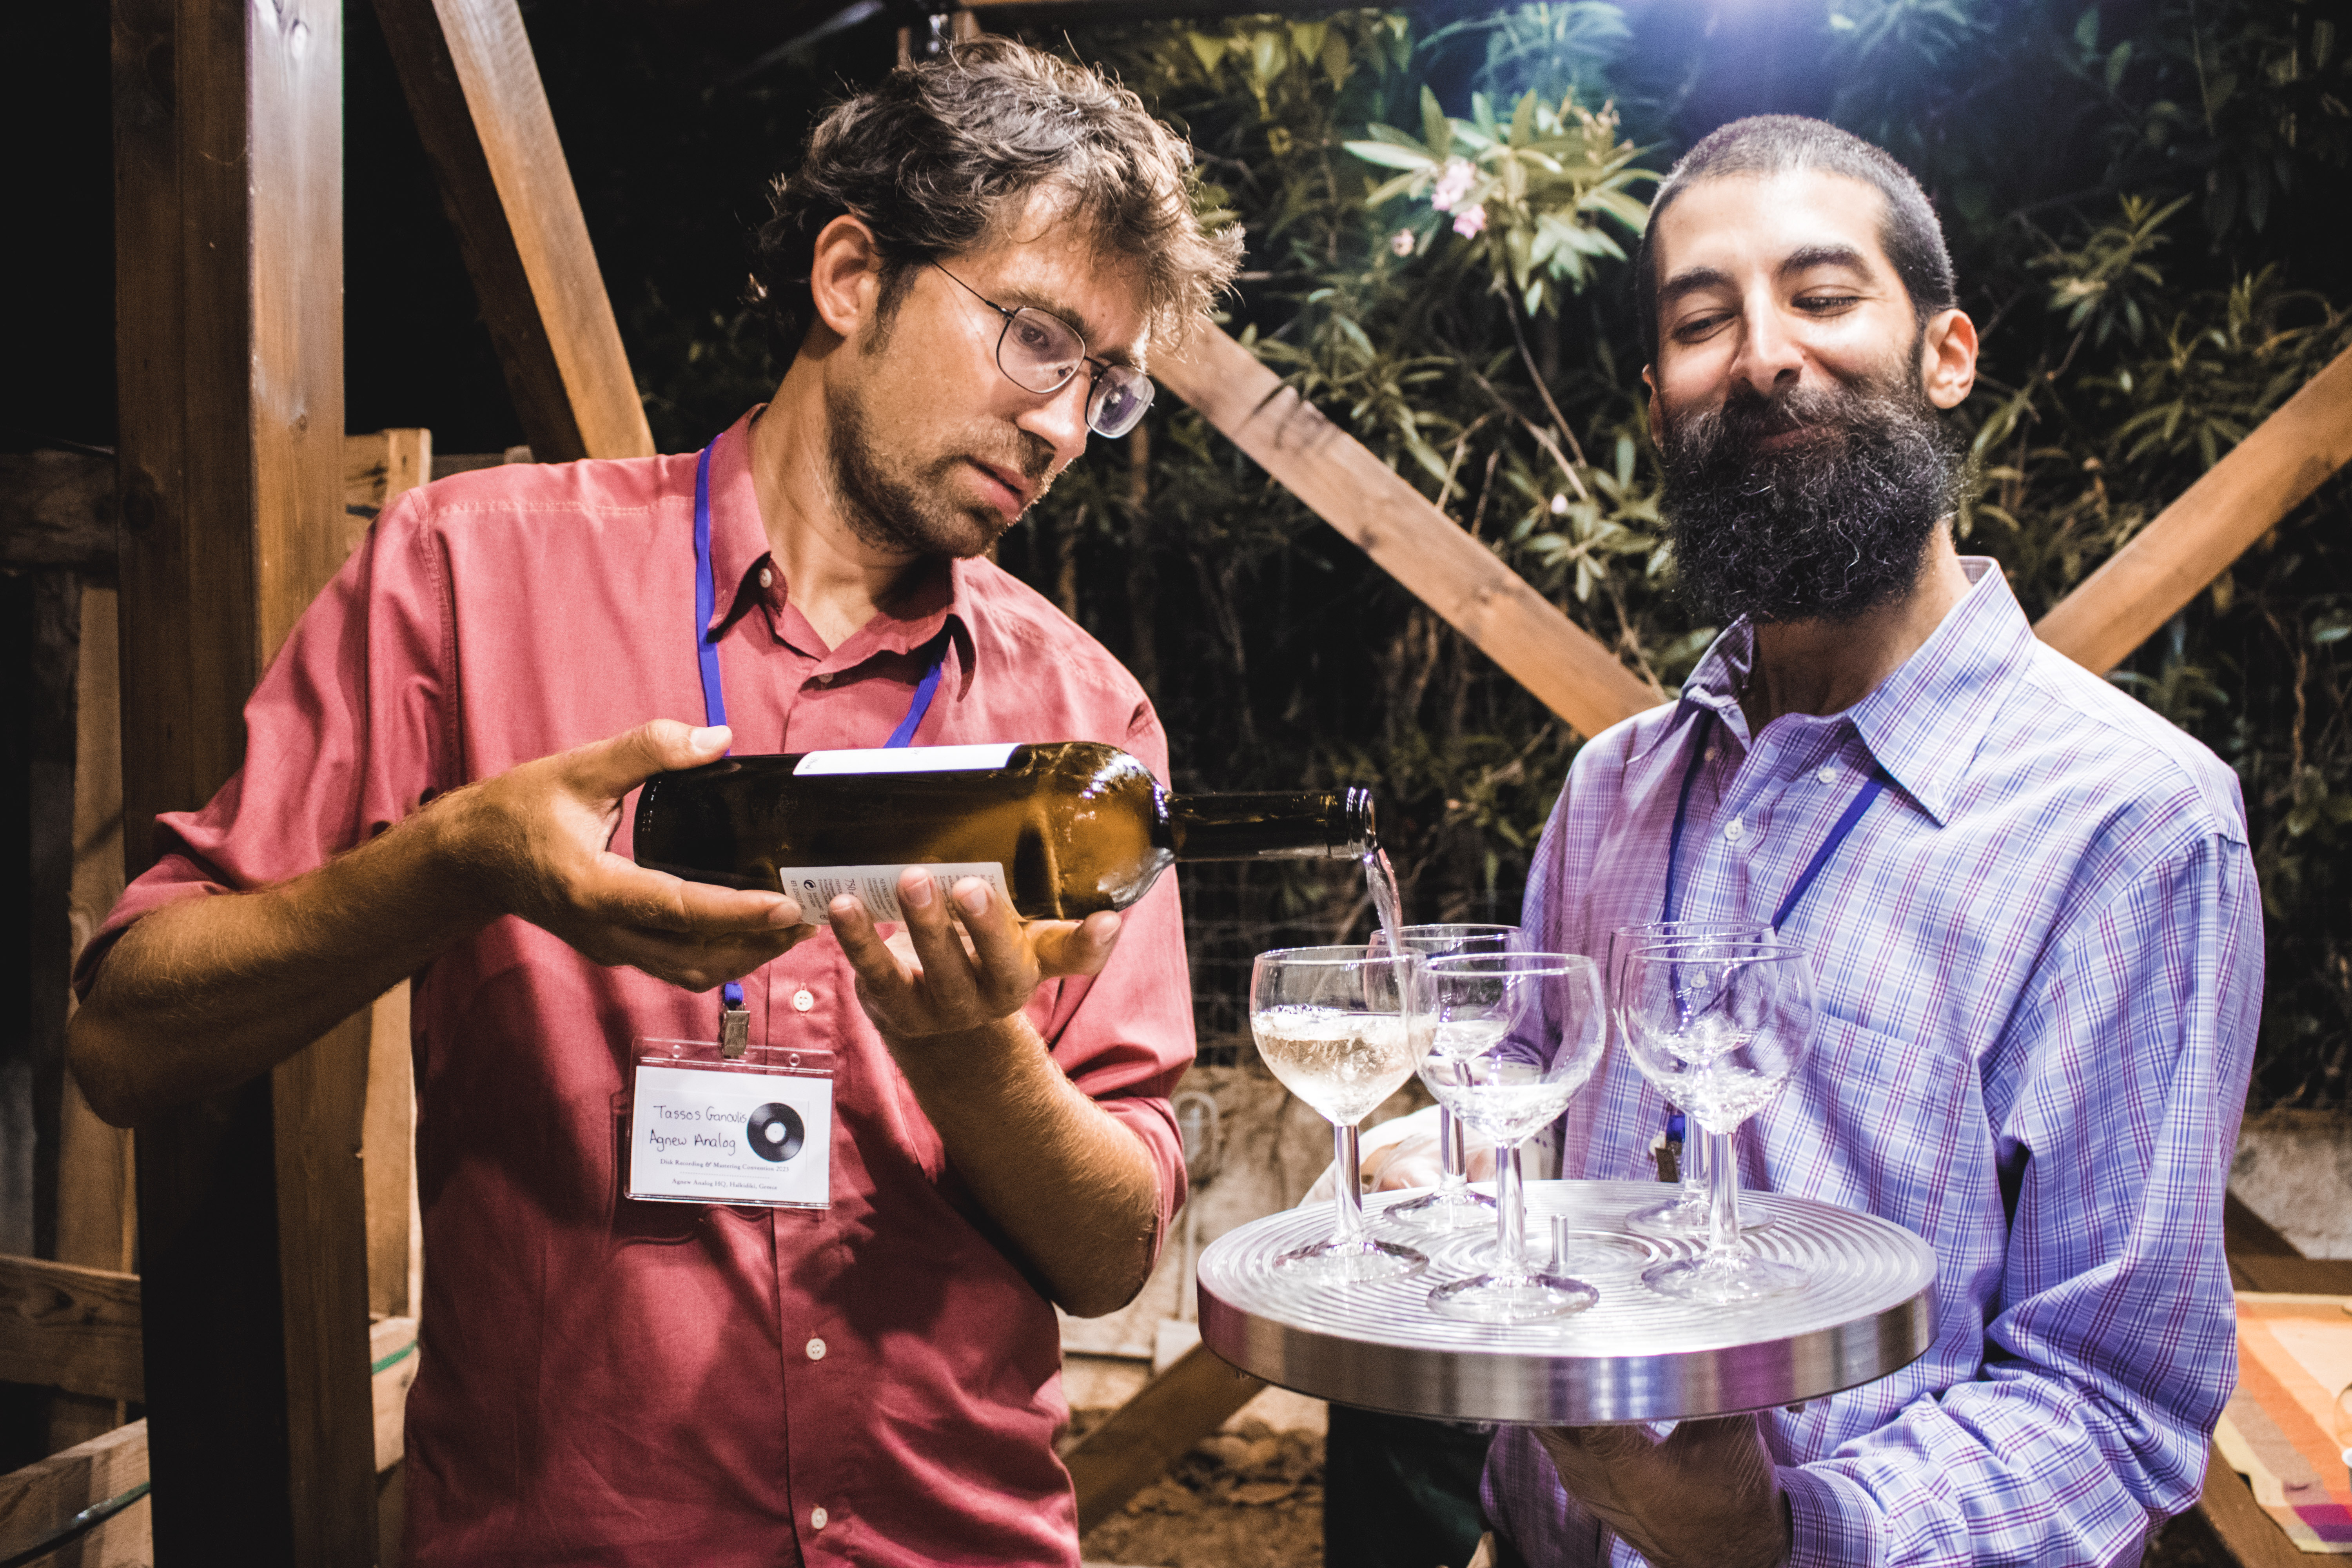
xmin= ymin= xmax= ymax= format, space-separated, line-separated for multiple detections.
xmin=70 ymin=40 xmax=1241 ymax=1566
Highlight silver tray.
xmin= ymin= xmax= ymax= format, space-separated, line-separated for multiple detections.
xmin=1196 ymin=1179 xmax=1936 ymax=1425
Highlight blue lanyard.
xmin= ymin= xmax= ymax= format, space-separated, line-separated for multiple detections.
xmin=1659 ymin=708 xmax=1887 ymax=931
xmin=693 ymin=439 xmax=947 ymax=1011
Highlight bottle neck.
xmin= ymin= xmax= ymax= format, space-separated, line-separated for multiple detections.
xmin=1165 ymin=789 xmax=1376 ymax=862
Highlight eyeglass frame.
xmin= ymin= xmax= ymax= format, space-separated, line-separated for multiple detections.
xmin=929 ymin=261 xmax=1155 ymax=439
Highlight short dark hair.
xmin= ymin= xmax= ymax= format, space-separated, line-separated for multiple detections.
xmin=748 ymin=38 xmax=1242 ymax=361
xmin=1634 ymin=116 xmax=1956 ymax=361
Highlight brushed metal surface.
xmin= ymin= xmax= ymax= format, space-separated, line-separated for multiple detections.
xmin=1196 ymin=1179 xmax=1936 ymax=1425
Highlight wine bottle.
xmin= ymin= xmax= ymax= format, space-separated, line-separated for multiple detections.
xmin=633 ymin=741 xmax=1375 ymax=923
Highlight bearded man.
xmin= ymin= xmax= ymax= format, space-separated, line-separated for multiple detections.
xmin=69 ymin=40 xmax=1238 ymax=1567
xmin=1365 ymin=116 xmax=2259 ymax=1566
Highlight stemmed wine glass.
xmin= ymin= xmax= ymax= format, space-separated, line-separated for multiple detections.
xmin=1416 ymin=952 xmax=1607 ymax=1321
xmin=1250 ymin=946 xmax=1433 ymax=1283
xmin=1606 ymin=921 xmax=1771 ymax=1237
xmin=1618 ymin=940 xmax=1816 ymax=1303
xmin=1379 ymin=924 xmax=1515 ymax=1230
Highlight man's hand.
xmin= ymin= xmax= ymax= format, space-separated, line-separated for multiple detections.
xmin=441 ymin=719 xmax=810 ymax=989
xmin=1534 ymin=1416 xmax=1791 ymax=1568
xmin=829 ymin=868 xmax=1121 ymax=1043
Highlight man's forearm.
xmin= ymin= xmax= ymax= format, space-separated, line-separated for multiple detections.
xmin=890 ymin=1016 xmax=1165 ymax=1318
xmin=69 ymin=806 xmax=491 ymax=1127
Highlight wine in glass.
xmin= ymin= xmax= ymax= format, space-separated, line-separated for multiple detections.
xmin=1417 ymin=952 xmax=1608 ymax=1322
xmin=1379 ymin=924 xmax=1515 ymax=1231
xmin=1606 ymin=921 xmax=1771 ymax=1238
xmin=1619 ymin=940 xmax=1816 ymax=1303
xmin=1251 ymin=946 xmax=1432 ymax=1283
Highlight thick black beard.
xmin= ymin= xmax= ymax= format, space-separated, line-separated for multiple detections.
xmin=1659 ymin=368 xmax=1964 ymax=626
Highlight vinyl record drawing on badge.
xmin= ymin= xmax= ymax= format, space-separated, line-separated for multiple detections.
xmin=747 ymin=1102 xmax=806 ymax=1163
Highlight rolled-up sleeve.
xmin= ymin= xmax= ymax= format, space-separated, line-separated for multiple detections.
xmin=1782 ymin=831 xmax=2261 ymax=1566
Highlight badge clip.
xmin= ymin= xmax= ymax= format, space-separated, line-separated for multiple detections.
xmin=720 ymin=982 xmax=750 ymax=1059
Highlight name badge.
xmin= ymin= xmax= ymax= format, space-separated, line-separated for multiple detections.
xmin=625 ymin=1038 xmax=835 ymax=1209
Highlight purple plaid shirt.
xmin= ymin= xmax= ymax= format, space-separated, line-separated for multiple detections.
xmin=1483 ymin=559 xmax=2262 ymax=1566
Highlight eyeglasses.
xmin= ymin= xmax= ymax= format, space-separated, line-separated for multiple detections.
xmin=931 ymin=263 xmax=1155 ymax=439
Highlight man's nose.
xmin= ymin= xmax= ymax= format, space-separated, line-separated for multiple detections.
xmin=1730 ymin=303 xmax=1805 ymax=400
xmin=1016 ymin=373 xmax=1094 ymax=471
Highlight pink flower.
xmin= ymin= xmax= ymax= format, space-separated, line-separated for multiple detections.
xmin=1428 ymin=157 xmax=1475 ymax=214
xmin=1390 ymin=229 xmax=1416 ymax=256
xmin=1452 ymin=205 xmax=1488 ymax=239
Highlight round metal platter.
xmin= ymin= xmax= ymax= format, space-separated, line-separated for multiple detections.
xmin=1196 ymin=1179 xmax=1937 ymax=1426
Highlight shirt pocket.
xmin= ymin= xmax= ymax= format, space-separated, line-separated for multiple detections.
xmin=1762 ymin=1011 xmax=1992 ymax=1250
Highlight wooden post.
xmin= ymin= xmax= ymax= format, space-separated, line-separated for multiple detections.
xmin=370 ymin=0 xmax=654 ymax=463
xmin=2036 ymin=343 xmax=2352 ymax=674
xmin=1158 ymin=326 xmax=1658 ymax=738
xmin=111 ymin=0 xmax=378 ymax=1558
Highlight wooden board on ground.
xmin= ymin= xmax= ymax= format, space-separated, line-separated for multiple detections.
xmin=1158 ymin=325 xmax=1657 ymax=739
xmin=1065 ymin=1341 xmax=1268 ymax=1535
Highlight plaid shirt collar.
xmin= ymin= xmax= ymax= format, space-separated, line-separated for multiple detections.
xmin=1641 ymin=557 xmax=2036 ymax=828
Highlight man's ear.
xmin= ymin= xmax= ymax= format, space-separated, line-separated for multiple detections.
xmin=808 ymin=215 xmax=885 ymax=343
xmin=1921 ymin=308 xmax=1978 ymax=410
xmin=1642 ymin=365 xmax=1664 ymax=448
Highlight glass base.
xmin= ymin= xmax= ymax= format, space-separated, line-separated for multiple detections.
xmin=1642 ymin=1251 xmax=1808 ymax=1304
xmin=1550 ymin=1228 xmax=1655 ymax=1273
xmin=1385 ymin=1184 xmax=1497 ymax=1231
xmin=1274 ymin=1236 xmax=1427 ymax=1284
xmin=1427 ymin=1269 xmax=1599 ymax=1323
xmin=1627 ymin=1193 xmax=1774 ymax=1240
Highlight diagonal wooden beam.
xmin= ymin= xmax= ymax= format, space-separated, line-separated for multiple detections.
xmin=2037 ymin=343 xmax=2352 ymax=674
xmin=1158 ymin=327 xmax=1659 ymax=738
xmin=1065 ymin=1341 xmax=1267 ymax=1533
xmin=372 ymin=0 xmax=654 ymax=462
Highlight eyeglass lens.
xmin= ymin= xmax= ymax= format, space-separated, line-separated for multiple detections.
xmin=996 ymin=308 xmax=1153 ymax=438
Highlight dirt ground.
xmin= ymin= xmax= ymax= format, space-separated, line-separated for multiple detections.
xmin=1074 ymin=1417 xmax=1325 ymax=1568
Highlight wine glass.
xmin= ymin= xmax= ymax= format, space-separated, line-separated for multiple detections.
xmin=1605 ymin=921 xmax=1771 ymax=1237
xmin=1417 ymin=952 xmax=1608 ymax=1322
xmin=1378 ymin=924 xmax=1515 ymax=1230
xmin=1618 ymin=940 xmax=1816 ymax=1303
xmin=1251 ymin=946 xmax=1432 ymax=1283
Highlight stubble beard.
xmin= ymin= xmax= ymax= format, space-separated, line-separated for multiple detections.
xmin=822 ymin=375 xmax=1055 ymax=562
xmin=1658 ymin=352 xmax=1965 ymax=626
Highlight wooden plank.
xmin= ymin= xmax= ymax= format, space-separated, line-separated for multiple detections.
xmin=0 ymin=1256 xmax=140 ymax=1405
xmin=0 ymin=454 xmax=117 ymax=573
xmin=2037 ymin=343 xmax=2352 ymax=674
xmin=0 ymin=1418 xmax=147 ymax=1562
xmin=365 ymin=985 xmax=420 ymax=1322
xmin=1158 ymin=326 xmax=1657 ymax=738
xmin=371 ymin=0 xmax=654 ymax=462
xmin=370 ymin=1316 xmax=419 ymax=1474
xmin=111 ymin=0 xmax=379 ymax=1558
xmin=1064 ymin=1341 xmax=1267 ymax=1534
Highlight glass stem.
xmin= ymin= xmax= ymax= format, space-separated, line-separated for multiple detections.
xmin=1706 ymin=1126 xmax=1744 ymax=1256
xmin=1438 ymin=1105 xmax=1467 ymax=1190
xmin=1332 ymin=1121 xmax=1366 ymax=1245
xmin=1495 ymin=1141 xmax=1527 ymax=1276
xmin=1681 ymin=1113 xmax=1708 ymax=1202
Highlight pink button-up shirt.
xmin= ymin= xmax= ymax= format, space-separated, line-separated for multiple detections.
xmin=82 ymin=412 xmax=1196 ymax=1566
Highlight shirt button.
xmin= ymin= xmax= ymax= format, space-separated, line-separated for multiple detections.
xmin=792 ymin=989 xmax=815 ymax=1013
xmin=1723 ymin=819 xmax=1746 ymax=844
xmin=806 ymin=1337 xmax=827 ymax=1360
xmin=758 ymin=566 xmax=773 ymax=589
xmin=1817 ymin=766 xmax=1837 ymax=783
xmin=810 ymin=1506 xmax=828 ymax=1530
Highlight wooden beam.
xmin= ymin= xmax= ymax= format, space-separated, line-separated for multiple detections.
xmin=0 ymin=1256 xmax=141 ymax=1405
xmin=0 ymin=454 xmax=117 ymax=573
xmin=1158 ymin=326 xmax=1658 ymax=738
xmin=111 ymin=0 xmax=379 ymax=1557
xmin=2037 ymin=343 xmax=2352 ymax=674
xmin=370 ymin=0 xmax=654 ymax=462
xmin=0 ymin=1418 xmax=148 ymax=1563
xmin=370 ymin=1316 xmax=420 ymax=1473
xmin=1064 ymin=1341 xmax=1267 ymax=1534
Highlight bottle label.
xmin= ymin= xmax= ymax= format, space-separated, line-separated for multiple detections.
xmin=794 ymin=743 xmax=1019 ymax=777
xmin=783 ymin=863 xmax=1012 ymax=924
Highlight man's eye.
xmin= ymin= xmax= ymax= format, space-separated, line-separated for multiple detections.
xmin=1012 ymin=318 xmax=1059 ymax=355
xmin=1672 ymin=313 xmax=1731 ymax=341
xmin=1797 ymin=294 xmax=1861 ymax=312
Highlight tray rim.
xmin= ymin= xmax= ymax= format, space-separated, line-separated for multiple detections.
xmin=1195 ymin=1178 xmax=1939 ymax=1426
